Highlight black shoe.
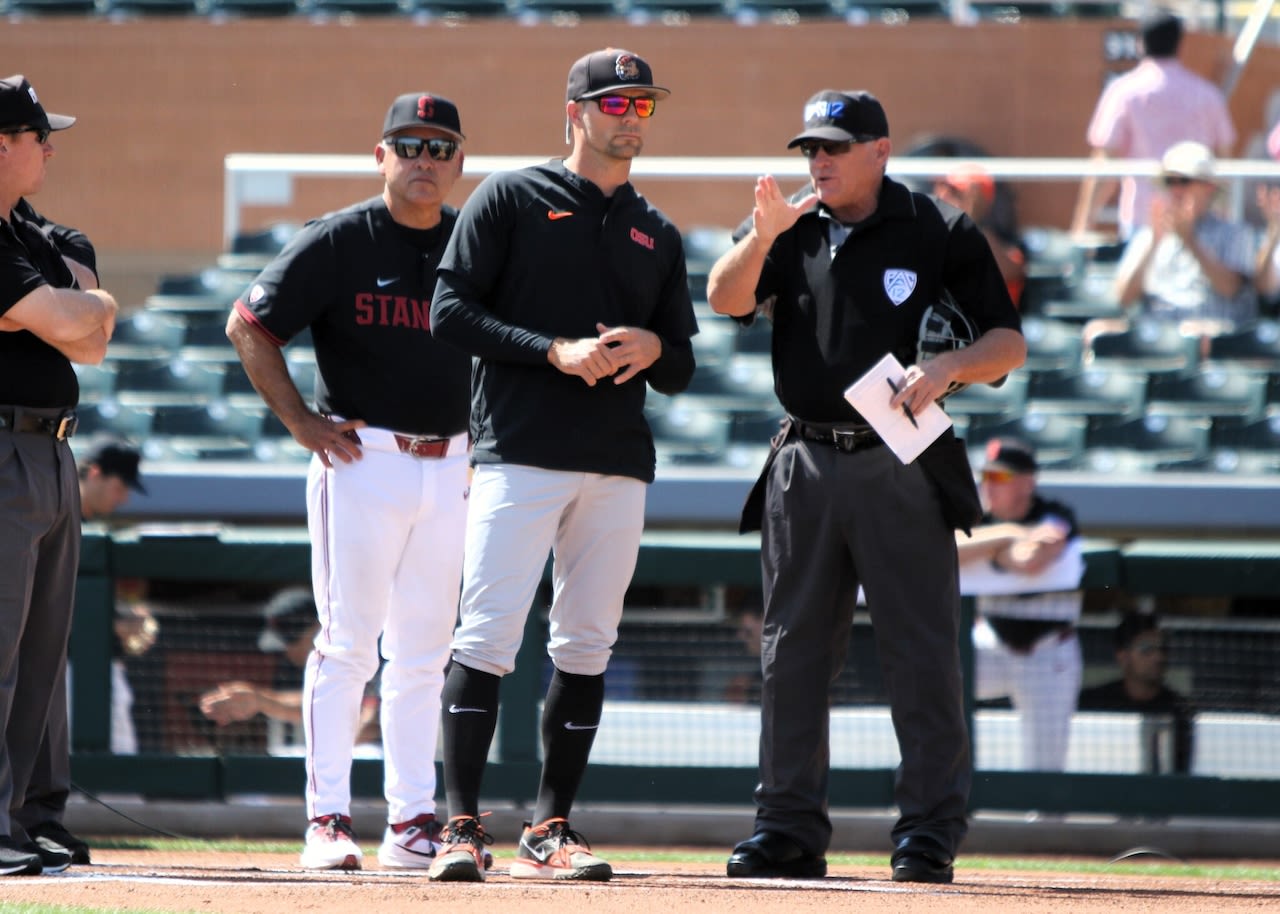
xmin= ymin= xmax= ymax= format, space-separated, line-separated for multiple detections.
xmin=0 ymin=837 xmax=41 ymax=876
xmin=25 ymin=837 xmax=72 ymax=874
xmin=890 ymin=835 xmax=954 ymax=884
xmin=29 ymin=822 xmax=90 ymax=865
xmin=726 ymin=830 xmax=827 ymax=878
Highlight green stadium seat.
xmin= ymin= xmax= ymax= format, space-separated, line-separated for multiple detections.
xmin=109 ymin=312 xmax=188 ymax=358
xmin=207 ymin=0 xmax=300 ymax=14
xmin=308 ymin=0 xmax=404 ymax=12
xmin=4 ymin=0 xmax=99 ymax=12
xmin=73 ymin=363 xmax=118 ymax=401
xmin=1020 ymin=315 xmax=1084 ymax=373
xmin=1205 ymin=320 xmax=1280 ymax=373
xmin=114 ymin=358 xmax=226 ymax=405
xmin=1027 ymin=368 xmax=1146 ymax=418
xmin=515 ymin=0 xmax=617 ymax=14
xmin=944 ymin=372 xmax=1028 ymax=418
xmin=74 ymin=399 xmax=155 ymax=440
xmin=965 ymin=412 xmax=1087 ymax=471
xmin=650 ymin=404 xmax=731 ymax=465
xmin=105 ymin=0 xmax=199 ymax=13
xmin=1085 ymin=413 xmax=1211 ymax=465
xmin=410 ymin=0 xmax=510 ymax=13
xmin=729 ymin=408 xmax=785 ymax=446
xmin=1086 ymin=318 xmax=1199 ymax=374
xmin=1145 ymin=369 xmax=1268 ymax=420
xmin=151 ymin=400 xmax=266 ymax=444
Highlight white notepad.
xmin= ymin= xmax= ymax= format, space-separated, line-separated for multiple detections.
xmin=842 ymin=353 xmax=952 ymax=465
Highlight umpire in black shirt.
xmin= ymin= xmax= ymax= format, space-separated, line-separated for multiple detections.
xmin=0 ymin=75 xmax=119 ymax=876
xmin=708 ymin=90 xmax=1025 ymax=883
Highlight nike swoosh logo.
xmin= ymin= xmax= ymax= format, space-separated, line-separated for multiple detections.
xmin=448 ymin=704 xmax=487 ymax=714
xmin=547 ymin=210 xmax=574 ymax=221
xmin=563 ymin=721 xmax=599 ymax=730
xmin=376 ymin=277 xmax=398 ymax=287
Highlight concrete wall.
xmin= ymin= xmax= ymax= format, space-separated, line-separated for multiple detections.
xmin=3 ymin=18 xmax=1278 ymax=300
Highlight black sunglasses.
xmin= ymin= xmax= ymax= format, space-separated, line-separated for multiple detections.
xmin=11 ymin=126 xmax=51 ymax=144
xmin=1162 ymin=175 xmax=1196 ymax=188
xmin=798 ymin=137 xmax=879 ymax=159
xmin=386 ymin=136 xmax=459 ymax=162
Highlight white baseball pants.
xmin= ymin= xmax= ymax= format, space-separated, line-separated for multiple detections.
xmin=303 ymin=430 xmax=469 ymax=823
xmin=450 ymin=464 xmax=645 ymax=678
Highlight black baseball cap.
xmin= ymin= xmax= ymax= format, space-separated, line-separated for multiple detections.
xmin=1140 ymin=11 xmax=1182 ymax=58
xmin=382 ymin=92 xmax=464 ymax=141
xmin=981 ymin=437 xmax=1037 ymax=475
xmin=83 ymin=439 xmax=146 ymax=494
xmin=566 ymin=48 xmax=669 ymax=102
xmin=787 ymin=90 xmax=888 ymax=149
xmin=258 ymin=587 xmax=317 ymax=653
xmin=0 ymin=74 xmax=75 ymax=133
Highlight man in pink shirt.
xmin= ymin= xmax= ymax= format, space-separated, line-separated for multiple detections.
xmin=1071 ymin=12 xmax=1235 ymax=241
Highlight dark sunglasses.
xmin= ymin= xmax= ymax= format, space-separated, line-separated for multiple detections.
xmin=981 ymin=469 xmax=1019 ymax=484
xmin=386 ymin=136 xmax=459 ymax=162
xmin=1162 ymin=175 xmax=1196 ymax=189
xmin=595 ymin=95 xmax=657 ymax=118
xmin=1132 ymin=641 xmax=1167 ymax=656
xmin=797 ymin=138 xmax=879 ymax=159
xmin=12 ymin=126 xmax=51 ymax=144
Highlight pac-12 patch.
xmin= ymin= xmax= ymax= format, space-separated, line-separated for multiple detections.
xmin=248 ymin=284 xmax=267 ymax=304
xmin=883 ymin=269 xmax=916 ymax=306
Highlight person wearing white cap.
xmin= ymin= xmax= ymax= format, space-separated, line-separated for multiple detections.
xmin=1107 ymin=140 xmax=1261 ymax=338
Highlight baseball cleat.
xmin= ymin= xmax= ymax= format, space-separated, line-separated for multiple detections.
xmin=509 ymin=817 xmax=611 ymax=881
xmin=427 ymin=815 xmax=493 ymax=882
xmin=300 ymin=814 xmax=363 ymax=871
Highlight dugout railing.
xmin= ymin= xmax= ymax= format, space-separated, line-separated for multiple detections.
xmin=69 ymin=527 xmax=1280 ymax=821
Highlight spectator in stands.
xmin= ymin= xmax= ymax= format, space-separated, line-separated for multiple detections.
xmin=933 ymin=165 xmax=1027 ymax=309
xmin=2 ymin=74 xmax=120 ymax=878
xmin=198 ymin=587 xmax=379 ymax=750
xmin=1079 ymin=611 xmax=1194 ymax=774
xmin=1071 ymin=11 xmax=1235 ymax=242
xmin=1250 ymin=182 xmax=1280 ymax=312
xmin=15 ymin=439 xmax=149 ymax=869
xmin=1105 ymin=141 xmax=1260 ymax=339
xmin=956 ymin=438 xmax=1084 ymax=772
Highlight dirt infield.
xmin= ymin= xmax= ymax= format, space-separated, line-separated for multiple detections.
xmin=4 ymin=848 xmax=1277 ymax=914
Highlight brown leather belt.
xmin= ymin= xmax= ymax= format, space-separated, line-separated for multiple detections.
xmin=0 ymin=406 xmax=78 ymax=440
xmin=393 ymin=434 xmax=453 ymax=459
xmin=792 ymin=419 xmax=881 ymax=454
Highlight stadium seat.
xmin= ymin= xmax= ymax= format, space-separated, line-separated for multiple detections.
xmin=207 ymin=0 xmax=300 ymax=13
xmin=105 ymin=0 xmax=200 ymax=13
xmin=73 ymin=363 xmax=118 ymax=401
xmin=148 ymin=268 xmax=253 ymax=316
xmin=1020 ymin=315 xmax=1084 ymax=373
xmin=965 ymin=412 xmax=1087 ymax=471
xmin=410 ymin=0 xmax=511 ymax=14
xmin=1039 ymin=265 xmax=1124 ymax=324
xmin=515 ymin=0 xmax=617 ymax=14
xmin=108 ymin=312 xmax=188 ymax=358
xmin=217 ymin=221 xmax=301 ymax=268
xmin=1086 ymin=318 xmax=1199 ymax=374
xmin=733 ymin=0 xmax=841 ymax=21
xmin=114 ymin=358 xmax=226 ymax=405
xmin=1145 ymin=368 xmax=1268 ymax=420
xmin=680 ymin=354 xmax=777 ymax=411
xmin=74 ymin=399 xmax=155 ymax=440
xmin=690 ymin=321 xmax=737 ymax=367
xmin=1084 ymin=413 xmax=1211 ymax=465
xmin=3 ymin=0 xmax=98 ymax=11
xmin=1205 ymin=320 xmax=1280 ymax=373
xmin=309 ymin=0 xmax=404 ymax=12
xmin=650 ymin=404 xmax=731 ymax=465
xmin=733 ymin=319 xmax=771 ymax=355
xmin=626 ymin=0 xmax=725 ymax=19
xmin=1026 ymin=367 xmax=1146 ymax=418
xmin=151 ymin=400 xmax=266 ymax=445
xmin=1210 ymin=413 xmax=1280 ymax=452
xmin=729 ymin=408 xmax=786 ymax=446
xmin=943 ymin=372 xmax=1028 ymax=418
xmin=682 ymin=225 xmax=735 ymax=275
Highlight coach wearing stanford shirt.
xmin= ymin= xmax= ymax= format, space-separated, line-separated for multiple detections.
xmin=226 ymin=91 xmax=470 ymax=873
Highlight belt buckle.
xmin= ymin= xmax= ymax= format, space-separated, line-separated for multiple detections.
xmin=403 ymin=435 xmax=447 ymax=459
xmin=831 ymin=429 xmax=862 ymax=452
xmin=55 ymin=414 xmax=78 ymax=440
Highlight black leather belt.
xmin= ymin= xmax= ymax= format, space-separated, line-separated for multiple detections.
xmin=792 ymin=420 xmax=882 ymax=454
xmin=0 ymin=406 xmax=78 ymax=440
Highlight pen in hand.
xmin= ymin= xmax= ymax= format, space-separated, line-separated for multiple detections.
xmin=886 ymin=377 xmax=919 ymax=430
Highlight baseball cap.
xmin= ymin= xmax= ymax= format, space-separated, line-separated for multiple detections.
xmin=258 ymin=587 xmax=317 ymax=653
xmin=83 ymin=439 xmax=147 ymax=494
xmin=381 ymin=92 xmax=464 ymax=141
xmin=0 ymin=74 xmax=76 ymax=133
xmin=787 ymin=90 xmax=889 ymax=149
xmin=981 ymin=437 xmax=1038 ymax=475
xmin=1160 ymin=141 xmax=1216 ymax=182
xmin=566 ymin=48 xmax=669 ymax=102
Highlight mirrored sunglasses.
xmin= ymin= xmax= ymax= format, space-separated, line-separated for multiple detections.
xmin=387 ymin=136 xmax=459 ymax=162
xmin=981 ymin=469 xmax=1019 ymax=484
xmin=595 ymin=95 xmax=657 ymax=118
